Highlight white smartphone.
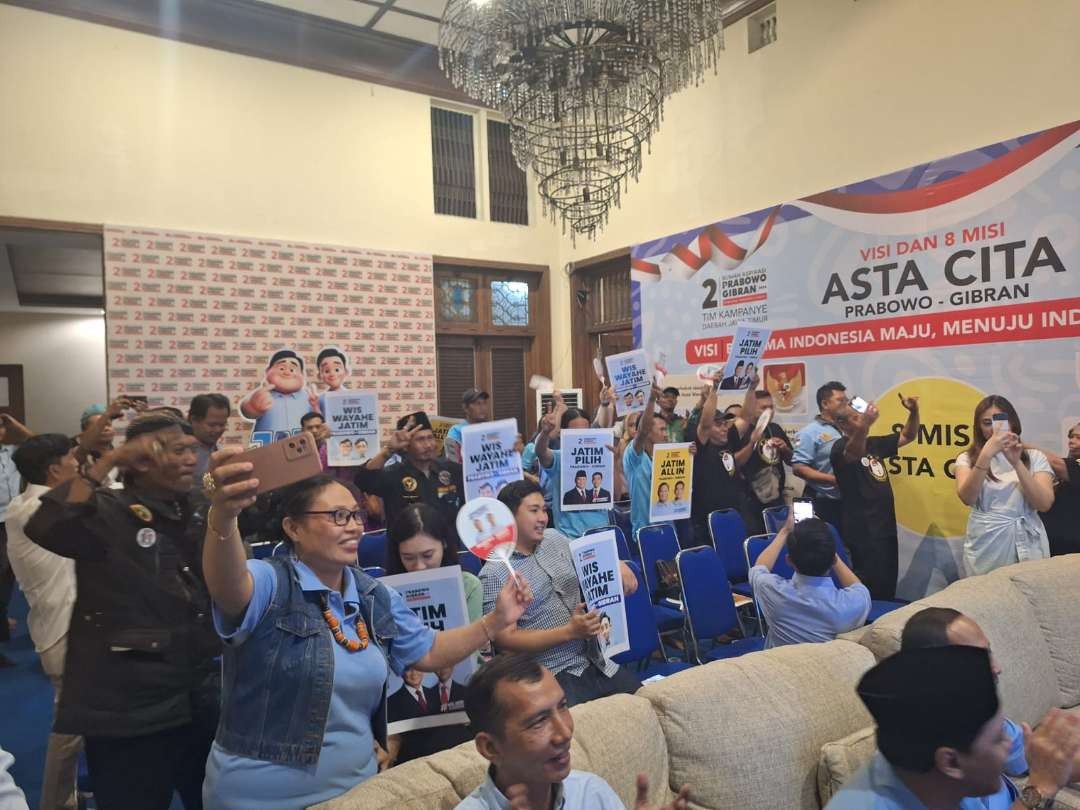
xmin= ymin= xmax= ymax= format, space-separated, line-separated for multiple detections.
xmin=850 ymin=396 xmax=869 ymax=414
xmin=991 ymin=413 xmax=1010 ymax=433
xmin=792 ymin=497 xmax=815 ymax=523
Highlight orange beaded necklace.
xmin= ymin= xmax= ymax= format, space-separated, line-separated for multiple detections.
xmin=319 ymin=594 xmax=370 ymax=652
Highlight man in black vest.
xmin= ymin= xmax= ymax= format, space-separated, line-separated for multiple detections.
xmin=26 ymin=413 xmax=220 ymax=810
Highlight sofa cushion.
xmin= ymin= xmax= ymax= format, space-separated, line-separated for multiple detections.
xmin=817 ymin=725 xmax=876 ymax=806
xmin=313 ymin=754 xmax=465 ymax=809
xmin=640 ymin=640 xmax=876 ymax=810
xmin=858 ymin=571 xmax=1062 ymax=726
xmin=991 ymin=555 xmax=1080 ymax=708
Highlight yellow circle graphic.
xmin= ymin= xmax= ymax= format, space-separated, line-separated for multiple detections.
xmin=875 ymin=377 xmax=985 ymax=539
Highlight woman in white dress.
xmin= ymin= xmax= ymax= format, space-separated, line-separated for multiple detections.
xmin=954 ymin=395 xmax=1054 ymax=576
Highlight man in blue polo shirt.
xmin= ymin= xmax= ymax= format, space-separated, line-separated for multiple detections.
xmin=792 ymin=381 xmax=849 ymax=531
xmin=748 ymin=513 xmax=869 ymax=648
xmin=623 ymin=385 xmax=677 ymax=541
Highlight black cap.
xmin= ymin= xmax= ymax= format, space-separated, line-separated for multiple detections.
xmin=858 ymin=646 xmax=999 ymax=763
xmin=267 ymin=349 xmax=304 ymax=371
xmin=316 ymin=346 xmax=348 ymax=369
xmin=462 ymin=388 xmax=490 ymax=405
xmin=396 ymin=411 xmax=433 ymax=432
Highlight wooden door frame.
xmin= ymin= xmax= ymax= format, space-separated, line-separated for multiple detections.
xmin=568 ymin=247 xmax=630 ymax=416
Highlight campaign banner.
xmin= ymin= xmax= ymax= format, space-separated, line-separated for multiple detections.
xmin=560 ymin=429 xmax=615 ymax=512
xmin=719 ymin=324 xmax=771 ymax=390
xmin=631 ymin=120 xmax=1080 ymax=598
xmin=606 ymin=349 xmax=651 ymax=416
xmin=569 ymin=531 xmax=629 ymax=659
xmin=324 ymin=390 xmax=379 ymax=466
xmin=461 ymin=418 xmax=523 ymax=501
xmin=429 ymin=415 xmax=463 ymax=457
xmin=382 ymin=566 xmax=474 ymax=734
xmin=649 ymin=443 xmax=693 ymax=523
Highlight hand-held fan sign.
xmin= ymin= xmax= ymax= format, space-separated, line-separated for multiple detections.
xmin=456 ymin=497 xmax=521 ymax=585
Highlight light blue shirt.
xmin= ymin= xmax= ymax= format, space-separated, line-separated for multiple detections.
xmin=825 ymin=748 xmax=1020 ymax=810
xmin=251 ymin=388 xmax=311 ymax=435
xmin=542 ymin=449 xmax=610 ymax=539
xmin=203 ymin=559 xmax=435 ymax=810
xmin=0 ymin=445 xmax=20 ymax=523
xmin=792 ymin=417 xmax=842 ymax=500
xmin=455 ymin=768 xmax=624 ymax=810
xmin=622 ymin=443 xmax=655 ymax=540
xmin=522 ymin=442 xmax=539 ymax=475
xmin=748 ymin=566 xmax=871 ymax=648
xmin=445 ymin=423 xmax=464 ymax=462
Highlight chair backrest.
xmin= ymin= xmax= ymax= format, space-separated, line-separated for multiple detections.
xmin=271 ymin=541 xmax=289 ymax=558
xmin=250 ymin=542 xmax=275 ymax=560
xmin=458 ymin=550 xmax=483 ymax=576
xmin=610 ymin=506 xmax=636 ymax=558
xmin=708 ymin=509 xmax=749 ymax=581
xmin=744 ymin=533 xmax=794 ymax=579
xmin=636 ymin=523 xmax=682 ymax=600
xmin=762 ymin=505 xmax=789 ymax=534
xmin=362 ymin=566 xmax=386 ymax=578
xmin=359 ymin=529 xmax=388 ymax=569
xmin=611 ymin=561 xmax=663 ymax=666
xmin=584 ymin=524 xmax=632 ymax=562
xmin=676 ymin=546 xmax=740 ymax=660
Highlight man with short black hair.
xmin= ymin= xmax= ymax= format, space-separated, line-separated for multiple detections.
xmin=480 ymin=481 xmax=639 ymax=706
xmin=655 ymin=386 xmax=687 ymax=442
xmin=826 ymin=645 xmax=1080 ymax=810
xmin=444 ymin=388 xmax=491 ymax=463
xmin=748 ymin=514 xmax=870 ymax=648
xmin=8 ymin=433 xmax=81 ymax=810
xmin=792 ymin=382 xmax=849 ymax=530
xmin=456 ymin=654 xmax=690 ymax=810
xmin=188 ymin=393 xmax=230 ymax=481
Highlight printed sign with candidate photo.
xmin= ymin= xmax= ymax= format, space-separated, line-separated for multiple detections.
xmin=461 ymin=418 xmax=523 ymax=501
xmin=323 ymin=390 xmax=380 ymax=466
xmin=568 ymin=531 xmax=629 ymax=659
xmin=649 ymin=442 xmax=694 ymax=523
xmin=382 ymin=566 xmax=474 ymax=734
xmin=429 ymin=415 xmax=464 ymax=456
xmin=559 ymin=429 xmax=615 ymax=512
xmin=455 ymin=497 xmax=517 ymax=564
xmin=606 ymin=349 xmax=651 ymax=417
xmin=718 ymin=324 xmax=772 ymax=391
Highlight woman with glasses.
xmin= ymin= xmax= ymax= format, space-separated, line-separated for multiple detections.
xmin=199 ymin=465 xmax=531 ymax=810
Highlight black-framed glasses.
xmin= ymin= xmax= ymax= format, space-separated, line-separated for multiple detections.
xmin=301 ymin=509 xmax=364 ymax=527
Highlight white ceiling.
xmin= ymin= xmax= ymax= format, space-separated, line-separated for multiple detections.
xmin=255 ymin=0 xmax=446 ymax=45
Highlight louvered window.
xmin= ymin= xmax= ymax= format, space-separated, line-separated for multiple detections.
xmin=437 ymin=344 xmax=475 ymax=417
xmin=491 ymin=347 xmax=526 ymax=433
xmin=432 ymin=107 xmax=477 ymax=218
xmin=487 ymin=120 xmax=529 ymax=225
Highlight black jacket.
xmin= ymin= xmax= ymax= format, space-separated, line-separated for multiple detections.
xmin=25 ymin=480 xmax=221 ymax=737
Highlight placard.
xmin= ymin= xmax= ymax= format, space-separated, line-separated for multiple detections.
xmin=429 ymin=415 xmax=463 ymax=456
xmin=383 ymin=566 xmax=475 ymax=734
xmin=719 ymin=324 xmax=771 ymax=390
xmin=649 ymin=442 xmax=693 ymax=522
xmin=559 ymin=429 xmax=614 ymax=512
xmin=324 ymin=390 xmax=379 ymax=466
xmin=461 ymin=418 xmax=523 ymax=501
xmin=568 ymin=531 xmax=629 ymax=659
xmin=606 ymin=349 xmax=651 ymax=417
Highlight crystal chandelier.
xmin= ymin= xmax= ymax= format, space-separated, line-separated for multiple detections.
xmin=439 ymin=0 xmax=725 ymax=240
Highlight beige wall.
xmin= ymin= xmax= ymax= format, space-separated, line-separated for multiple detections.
xmin=0 ymin=312 xmax=107 ymax=435
xmin=3 ymin=1 xmax=1079 ymax=391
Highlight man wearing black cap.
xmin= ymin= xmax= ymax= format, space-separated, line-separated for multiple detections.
xmin=354 ymin=411 xmax=465 ymax=541
xmin=444 ymin=389 xmax=491 ymax=464
xmin=826 ymin=645 xmax=1080 ymax=809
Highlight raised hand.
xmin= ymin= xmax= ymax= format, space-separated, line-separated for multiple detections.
xmin=387 ymin=417 xmax=420 ymax=453
xmin=492 ymin=575 xmax=534 ymax=629
xmin=863 ymin=402 xmax=880 ymax=427
xmin=1024 ymin=708 xmax=1080 ymax=800
xmin=634 ymin=773 xmax=691 ymax=810
xmin=897 ymin=392 xmax=919 ymax=412
xmin=205 ymin=446 xmax=259 ymax=522
xmin=246 ymin=378 xmax=275 ymax=416
xmin=538 ymin=410 xmax=559 ymax=436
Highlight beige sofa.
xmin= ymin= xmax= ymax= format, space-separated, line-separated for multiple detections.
xmin=315 ymin=555 xmax=1080 ymax=810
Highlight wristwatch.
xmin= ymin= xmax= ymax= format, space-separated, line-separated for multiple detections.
xmin=1020 ymin=785 xmax=1051 ymax=809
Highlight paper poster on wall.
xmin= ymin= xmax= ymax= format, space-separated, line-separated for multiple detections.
xmin=606 ymin=349 xmax=651 ymax=417
xmin=569 ymin=531 xmax=629 ymax=659
xmin=382 ymin=566 xmax=474 ymax=734
xmin=559 ymin=429 xmax=614 ymax=512
xmin=630 ymin=119 xmax=1080 ymax=598
xmin=324 ymin=390 xmax=379 ymax=466
xmin=429 ymin=415 xmax=464 ymax=457
xmin=239 ymin=348 xmax=319 ymax=447
xmin=461 ymin=418 xmax=523 ymax=501
xmin=718 ymin=324 xmax=771 ymax=390
xmin=649 ymin=443 xmax=693 ymax=523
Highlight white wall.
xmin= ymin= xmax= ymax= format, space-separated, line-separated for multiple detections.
xmin=0 ymin=313 xmax=107 ymax=435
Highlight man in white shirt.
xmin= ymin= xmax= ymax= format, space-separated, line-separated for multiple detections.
xmin=456 ymin=654 xmax=691 ymax=810
xmin=9 ymin=434 xmax=82 ymax=810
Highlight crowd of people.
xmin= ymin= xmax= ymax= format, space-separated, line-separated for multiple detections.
xmin=0 ymin=374 xmax=1078 ymax=809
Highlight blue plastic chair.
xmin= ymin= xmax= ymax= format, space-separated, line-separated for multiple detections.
xmin=707 ymin=509 xmax=754 ymax=598
xmin=826 ymin=524 xmax=906 ymax=622
xmin=744 ymin=533 xmax=793 ymax=578
xmin=362 ymin=566 xmax=386 ymax=578
xmin=584 ymin=524 xmax=632 ymax=562
xmin=635 ymin=523 xmax=686 ymax=633
xmin=250 ymin=542 xmax=275 ymax=559
xmin=612 ymin=562 xmax=693 ymax=680
xmin=610 ymin=504 xmax=637 ymax=560
xmin=271 ymin=541 xmax=289 ymax=558
xmin=677 ymin=546 xmax=765 ymax=664
xmin=359 ymin=529 xmax=388 ymax=569
xmin=458 ymin=550 xmax=483 ymax=576
xmin=762 ymin=505 xmax=789 ymax=534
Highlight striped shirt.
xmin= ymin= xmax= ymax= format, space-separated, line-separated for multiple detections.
xmin=480 ymin=529 xmax=616 ymax=678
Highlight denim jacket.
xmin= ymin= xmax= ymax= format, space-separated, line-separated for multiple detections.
xmin=215 ymin=557 xmax=399 ymax=765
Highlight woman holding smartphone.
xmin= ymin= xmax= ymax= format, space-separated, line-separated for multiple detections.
xmin=199 ymin=459 xmax=531 ymax=810
xmin=954 ymin=395 xmax=1054 ymax=576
